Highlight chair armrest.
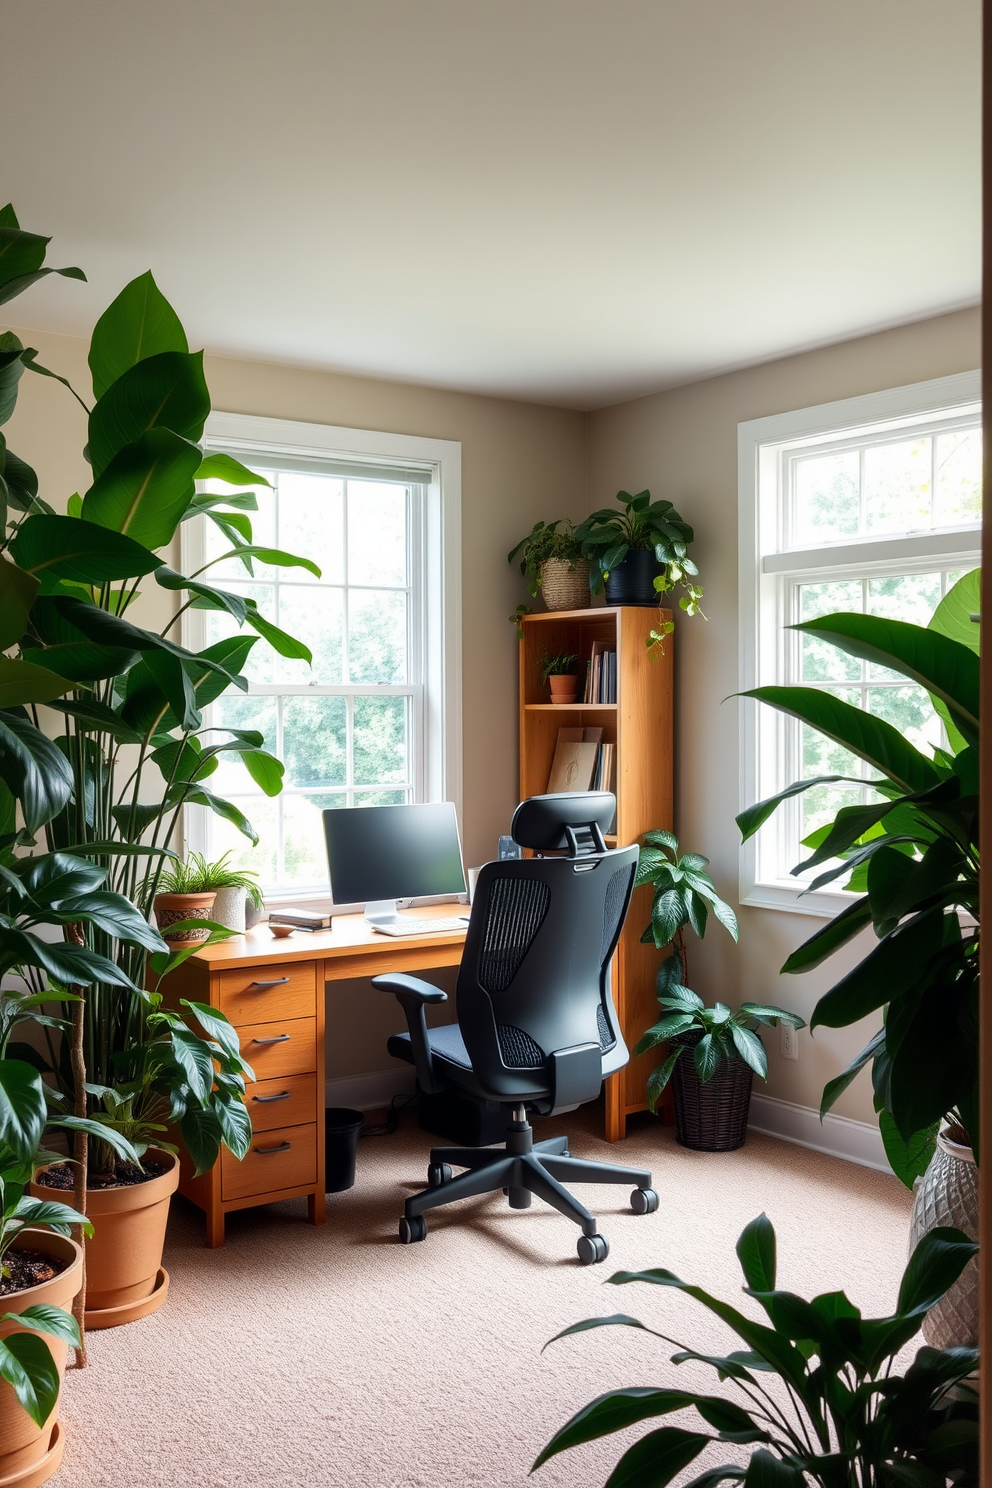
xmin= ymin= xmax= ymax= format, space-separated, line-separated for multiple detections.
xmin=373 ymin=974 xmax=448 ymax=1095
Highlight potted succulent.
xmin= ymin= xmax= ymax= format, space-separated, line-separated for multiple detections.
xmin=574 ymin=489 xmax=703 ymax=611
xmin=507 ymin=519 xmax=590 ymax=612
xmin=535 ymin=1217 xmax=979 ymax=1487
xmin=633 ymin=831 xmax=803 ymax=1148
xmin=539 ymin=651 xmax=579 ymax=705
xmin=737 ymin=571 xmax=980 ymax=1340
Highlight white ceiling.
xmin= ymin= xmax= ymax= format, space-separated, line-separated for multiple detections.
xmin=3 ymin=0 xmax=980 ymax=410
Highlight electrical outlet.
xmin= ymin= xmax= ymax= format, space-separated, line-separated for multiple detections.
xmin=780 ymin=1022 xmax=798 ymax=1061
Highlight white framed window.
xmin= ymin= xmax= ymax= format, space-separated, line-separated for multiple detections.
xmin=182 ymin=413 xmax=462 ymax=902
xmin=739 ymin=371 xmax=981 ymax=916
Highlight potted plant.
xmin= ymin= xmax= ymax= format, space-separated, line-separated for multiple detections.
xmin=633 ymin=831 xmax=803 ymax=1148
xmin=153 ymin=850 xmax=263 ymax=940
xmin=574 ymin=489 xmax=703 ymax=611
xmin=737 ymin=571 xmax=979 ymax=1340
xmin=539 ymin=651 xmax=579 ymax=705
xmin=534 ymin=1216 xmax=979 ymax=1487
xmin=507 ymin=519 xmax=590 ymax=612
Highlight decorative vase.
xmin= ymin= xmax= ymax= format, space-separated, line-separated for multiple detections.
xmin=210 ymin=885 xmax=246 ymax=934
xmin=908 ymin=1128 xmax=978 ymax=1348
xmin=540 ymin=558 xmax=590 ymax=612
xmin=669 ymin=1030 xmax=754 ymax=1151
xmin=153 ymin=890 xmax=216 ymax=944
xmin=32 ymin=1149 xmax=180 ymax=1330
xmin=244 ymin=897 xmax=264 ymax=931
xmin=603 ymin=549 xmax=662 ymax=606
xmin=0 ymin=1230 xmax=82 ymax=1487
xmin=548 ymin=674 xmax=578 ymax=705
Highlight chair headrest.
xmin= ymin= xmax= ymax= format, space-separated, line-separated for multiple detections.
xmin=511 ymin=792 xmax=616 ymax=854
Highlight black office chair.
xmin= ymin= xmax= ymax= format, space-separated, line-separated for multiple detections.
xmin=374 ymin=791 xmax=658 ymax=1264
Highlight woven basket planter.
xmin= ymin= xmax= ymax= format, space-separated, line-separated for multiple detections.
xmin=670 ymin=1030 xmax=754 ymax=1151
xmin=540 ymin=558 xmax=590 ymax=612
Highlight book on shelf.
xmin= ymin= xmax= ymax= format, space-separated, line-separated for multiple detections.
xmin=546 ymin=726 xmax=615 ymax=798
xmin=582 ymin=643 xmax=617 ymax=704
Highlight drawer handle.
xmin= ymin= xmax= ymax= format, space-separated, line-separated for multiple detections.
xmin=251 ymin=1033 xmax=291 ymax=1046
xmin=248 ymin=978 xmax=291 ymax=989
xmin=252 ymin=1090 xmax=291 ymax=1103
xmin=255 ymin=1141 xmax=292 ymax=1155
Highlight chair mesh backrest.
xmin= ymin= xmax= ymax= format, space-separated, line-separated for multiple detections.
xmin=478 ymin=877 xmax=551 ymax=995
xmin=601 ymin=866 xmax=631 ymax=965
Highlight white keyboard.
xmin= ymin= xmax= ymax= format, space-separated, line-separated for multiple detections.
xmin=371 ymin=915 xmax=470 ymax=937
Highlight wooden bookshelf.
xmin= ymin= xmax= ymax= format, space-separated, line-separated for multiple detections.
xmin=519 ymin=605 xmax=674 ymax=1141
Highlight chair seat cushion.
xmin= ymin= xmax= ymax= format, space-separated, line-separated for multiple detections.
xmin=387 ymin=1022 xmax=474 ymax=1073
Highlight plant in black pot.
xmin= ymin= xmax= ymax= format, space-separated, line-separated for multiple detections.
xmin=574 ymin=490 xmax=703 ymax=612
xmin=633 ymin=831 xmax=803 ymax=1150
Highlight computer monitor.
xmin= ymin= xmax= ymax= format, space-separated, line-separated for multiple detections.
xmin=322 ymin=801 xmax=467 ymax=926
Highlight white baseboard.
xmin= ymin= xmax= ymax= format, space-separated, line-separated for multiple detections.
xmin=748 ymin=1093 xmax=888 ymax=1172
xmin=325 ymin=1068 xmax=415 ymax=1112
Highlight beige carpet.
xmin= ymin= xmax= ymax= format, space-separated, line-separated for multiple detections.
xmin=55 ymin=1107 xmax=912 ymax=1488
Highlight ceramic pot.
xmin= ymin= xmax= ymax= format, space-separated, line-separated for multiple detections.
xmin=540 ymin=558 xmax=590 ymax=612
xmin=548 ymin=674 xmax=578 ymax=705
xmin=0 ymin=1230 xmax=82 ymax=1486
xmin=210 ymin=885 xmax=246 ymax=934
xmin=669 ymin=1030 xmax=754 ymax=1151
xmin=909 ymin=1129 xmax=979 ymax=1348
xmin=244 ymin=897 xmax=264 ymax=931
xmin=603 ymin=548 xmax=662 ymax=606
xmin=31 ymin=1149 xmax=179 ymax=1329
xmin=153 ymin=890 xmax=216 ymax=944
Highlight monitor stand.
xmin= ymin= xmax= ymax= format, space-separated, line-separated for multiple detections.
xmin=364 ymin=899 xmax=403 ymax=929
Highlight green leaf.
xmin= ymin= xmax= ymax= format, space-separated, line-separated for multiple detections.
xmin=878 ymin=1111 xmax=938 ymax=1190
xmin=741 ymin=687 xmax=940 ymax=794
xmin=929 ymin=568 xmax=980 ymax=653
xmin=214 ymin=1092 xmax=252 ymax=1157
xmin=735 ymin=1214 xmax=776 ymax=1291
xmin=736 ymin=775 xmax=868 ymax=842
xmin=198 ymin=544 xmax=322 ymax=579
xmin=820 ymin=1029 xmax=885 ymax=1117
xmin=81 ymin=426 xmax=201 ymax=549
xmin=811 ymin=911 xmax=943 ymax=1030
xmin=179 ymin=1104 xmax=223 ymax=1177
xmin=694 ymin=1033 xmax=719 ymax=1082
xmin=0 ymin=656 xmax=75 ymax=707
xmin=0 ymin=554 xmax=38 ymax=650
xmin=730 ymin=1026 xmax=766 ymax=1077
xmin=642 ymin=828 xmax=679 ymax=851
xmin=154 ymin=568 xmax=250 ymax=624
xmin=4 ymin=1304 xmax=80 ymax=1348
xmin=11 ymin=1194 xmax=89 ymax=1237
xmin=88 ymin=350 xmax=210 ymax=478
xmin=55 ymin=891 xmax=166 ymax=953
xmin=0 ymin=1331 xmax=60 ymax=1428
xmin=88 ymin=271 xmax=188 ymax=401
xmin=634 ymin=1013 xmax=697 ymax=1054
xmin=0 ymin=710 xmax=73 ymax=831
xmin=0 ymin=1059 xmax=46 ymax=1160
xmin=11 ymin=514 xmax=162 ymax=581
xmin=45 ymin=697 xmax=143 ymax=744
xmin=645 ymin=1050 xmax=681 ymax=1112
xmin=741 ymin=1451 xmax=806 ymax=1487
xmin=244 ymin=608 xmax=313 ymax=664
xmin=182 ymin=1000 xmax=243 ymax=1063
xmin=54 ymin=1116 xmax=140 ymax=1164
xmin=179 ymin=786 xmax=259 ymax=843
xmin=240 ymin=748 xmax=285 ymax=796
xmin=781 ymin=896 xmax=874 ymax=974
xmin=898 ymin=1227 xmax=978 ymax=1317
xmin=24 ymin=596 xmax=139 ymax=684
xmin=169 ymin=1025 xmax=215 ymax=1103
xmin=604 ymin=1427 xmax=711 ymax=1488
xmin=650 ymin=888 xmax=689 ymax=947
xmin=194 ymin=452 xmax=269 ymax=488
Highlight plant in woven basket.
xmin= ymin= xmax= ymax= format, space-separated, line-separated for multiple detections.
xmin=533 ymin=1216 xmax=979 ymax=1488
xmin=507 ymin=519 xmax=584 ymax=598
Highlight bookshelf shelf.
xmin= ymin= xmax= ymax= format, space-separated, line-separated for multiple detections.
xmin=519 ymin=606 xmax=674 ymax=1141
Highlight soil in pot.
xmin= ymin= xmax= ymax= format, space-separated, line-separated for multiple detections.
xmin=0 ymin=1230 xmax=82 ymax=1485
xmin=670 ymin=1030 xmax=754 ymax=1151
xmin=31 ymin=1149 xmax=179 ymax=1326
xmin=35 ymin=1158 xmax=169 ymax=1191
xmin=0 ymin=1249 xmax=69 ymax=1298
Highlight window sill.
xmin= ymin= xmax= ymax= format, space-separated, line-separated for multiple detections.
xmin=740 ymin=880 xmax=857 ymax=919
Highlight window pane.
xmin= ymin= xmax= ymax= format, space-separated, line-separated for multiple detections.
xmin=354 ymin=788 xmax=412 ymax=806
xmin=866 ymin=572 xmax=942 ymax=679
xmin=353 ymin=696 xmax=409 ymax=785
xmin=202 ymin=584 xmax=278 ymax=685
xmin=348 ymin=589 xmax=407 ymax=683
xmin=799 ymin=581 xmax=862 ymax=682
xmin=935 ymin=430 xmax=982 ymax=527
xmin=201 ymin=795 xmax=278 ymax=885
xmin=202 ymin=477 xmax=278 ymax=581
xmin=794 ymin=451 xmax=859 ymax=544
xmin=800 ymin=782 xmax=863 ymax=864
xmin=277 ymin=586 xmax=344 ymax=683
xmin=867 ymin=685 xmax=941 ymax=756
xmin=277 ymin=473 xmax=344 ymax=585
xmin=347 ymin=481 xmax=408 ymax=586
xmin=209 ymin=695 xmax=278 ymax=794
xmin=864 ymin=439 xmax=931 ymax=533
xmin=283 ymin=696 xmax=347 ymax=788
xmin=282 ymin=792 xmax=337 ymax=887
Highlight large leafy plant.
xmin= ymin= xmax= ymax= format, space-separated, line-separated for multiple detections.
xmin=736 ymin=575 xmax=980 ymax=1185
xmin=574 ymin=490 xmax=703 ymax=616
xmin=0 ymin=206 xmax=315 ymax=1173
xmin=534 ymin=1216 xmax=979 ymax=1487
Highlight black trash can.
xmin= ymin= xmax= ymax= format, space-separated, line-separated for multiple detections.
xmin=325 ymin=1107 xmax=365 ymax=1192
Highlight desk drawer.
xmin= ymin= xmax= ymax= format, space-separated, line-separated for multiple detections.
xmin=222 ymin=1121 xmax=317 ymax=1201
xmin=218 ymin=961 xmax=316 ymax=1026
xmin=239 ymin=1017 xmax=316 ymax=1080
xmin=244 ymin=1073 xmax=318 ymax=1133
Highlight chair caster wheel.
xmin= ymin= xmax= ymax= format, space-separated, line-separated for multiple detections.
xmin=631 ymin=1187 xmax=659 ymax=1215
xmin=428 ymin=1162 xmax=452 ymax=1188
xmin=577 ymin=1233 xmax=609 ymax=1266
xmin=399 ymin=1215 xmax=427 ymax=1244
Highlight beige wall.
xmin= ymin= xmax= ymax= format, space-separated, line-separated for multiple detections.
xmin=586 ymin=307 xmax=981 ymax=1123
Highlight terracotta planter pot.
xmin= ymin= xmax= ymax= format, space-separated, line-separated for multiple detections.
xmin=548 ymin=674 xmax=578 ymax=705
xmin=540 ymin=557 xmax=590 ymax=612
xmin=909 ymin=1129 xmax=979 ymax=1348
xmin=31 ymin=1149 xmax=179 ymax=1329
xmin=154 ymin=890 xmax=216 ymax=944
xmin=0 ymin=1230 xmax=82 ymax=1486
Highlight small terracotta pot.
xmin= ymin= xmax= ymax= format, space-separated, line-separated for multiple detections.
xmin=154 ymin=891 xmax=216 ymax=944
xmin=548 ymin=674 xmax=578 ymax=705
xmin=31 ymin=1149 xmax=179 ymax=1329
xmin=0 ymin=1230 xmax=82 ymax=1485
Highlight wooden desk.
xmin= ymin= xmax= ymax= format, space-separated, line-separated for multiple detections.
xmin=162 ymin=906 xmax=467 ymax=1246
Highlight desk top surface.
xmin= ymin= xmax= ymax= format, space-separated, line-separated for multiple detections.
xmin=187 ymin=902 xmax=469 ymax=967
